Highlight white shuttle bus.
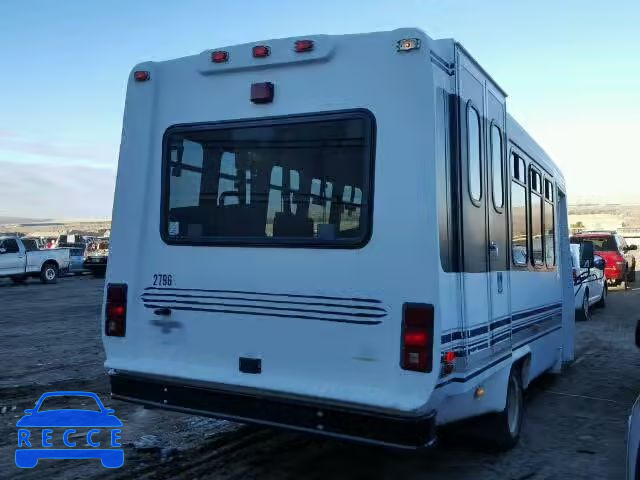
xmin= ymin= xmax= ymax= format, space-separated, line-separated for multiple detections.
xmin=104 ymin=28 xmax=574 ymax=449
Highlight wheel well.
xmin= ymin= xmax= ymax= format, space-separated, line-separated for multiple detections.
xmin=42 ymin=260 xmax=59 ymax=270
xmin=515 ymin=354 xmax=532 ymax=389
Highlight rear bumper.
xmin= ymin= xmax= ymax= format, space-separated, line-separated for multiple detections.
xmin=110 ymin=373 xmax=437 ymax=449
xmin=605 ymin=266 xmax=625 ymax=281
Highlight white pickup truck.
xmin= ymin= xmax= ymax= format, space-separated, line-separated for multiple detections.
xmin=0 ymin=236 xmax=70 ymax=284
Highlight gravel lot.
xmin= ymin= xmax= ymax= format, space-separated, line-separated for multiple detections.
xmin=1 ymin=275 xmax=639 ymax=480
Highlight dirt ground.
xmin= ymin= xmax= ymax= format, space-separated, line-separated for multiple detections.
xmin=1 ymin=275 xmax=639 ymax=480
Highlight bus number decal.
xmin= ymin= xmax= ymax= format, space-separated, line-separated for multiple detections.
xmin=153 ymin=274 xmax=173 ymax=287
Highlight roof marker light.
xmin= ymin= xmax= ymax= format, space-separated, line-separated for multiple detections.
xmin=397 ymin=38 xmax=421 ymax=52
xmin=211 ymin=51 xmax=229 ymax=63
xmin=294 ymin=39 xmax=314 ymax=52
xmin=252 ymin=45 xmax=270 ymax=58
xmin=134 ymin=71 xmax=150 ymax=82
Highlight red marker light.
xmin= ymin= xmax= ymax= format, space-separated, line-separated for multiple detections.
xmin=443 ymin=351 xmax=457 ymax=364
xmin=294 ymin=39 xmax=314 ymax=52
xmin=134 ymin=71 xmax=150 ymax=82
xmin=211 ymin=51 xmax=229 ymax=63
xmin=252 ymin=45 xmax=270 ymax=58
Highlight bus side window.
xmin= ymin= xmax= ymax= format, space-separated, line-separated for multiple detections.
xmin=467 ymin=105 xmax=482 ymax=204
xmin=511 ymin=153 xmax=528 ymax=266
xmin=490 ymin=124 xmax=504 ymax=210
xmin=529 ymin=167 xmax=544 ymax=266
xmin=544 ymin=179 xmax=555 ymax=266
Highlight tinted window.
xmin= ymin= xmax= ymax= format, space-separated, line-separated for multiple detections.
xmin=530 ymin=192 xmax=543 ymax=265
xmin=164 ymin=113 xmax=374 ymax=246
xmin=545 ymin=179 xmax=553 ymax=201
xmin=0 ymin=239 xmax=19 ymax=253
xmin=491 ymin=125 xmax=503 ymax=209
xmin=467 ymin=106 xmax=481 ymax=203
xmin=544 ymin=201 xmax=555 ymax=266
xmin=511 ymin=182 xmax=528 ymax=265
xmin=21 ymin=239 xmax=39 ymax=252
xmin=512 ymin=154 xmax=526 ymax=182
xmin=572 ymin=236 xmax=617 ymax=252
xmin=530 ymin=169 xmax=541 ymax=193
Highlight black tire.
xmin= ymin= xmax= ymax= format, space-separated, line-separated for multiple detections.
xmin=10 ymin=276 xmax=27 ymax=284
xmin=484 ymin=366 xmax=524 ymax=451
xmin=40 ymin=263 xmax=58 ymax=284
xmin=576 ymin=290 xmax=591 ymax=321
xmin=595 ymin=284 xmax=607 ymax=309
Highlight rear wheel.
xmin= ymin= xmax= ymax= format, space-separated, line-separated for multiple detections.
xmin=595 ymin=284 xmax=607 ymax=308
xmin=40 ymin=263 xmax=58 ymax=284
xmin=577 ymin=291 xmax=591 ymax=320
xmin=485 ymin=366 xmax=524 ymax=451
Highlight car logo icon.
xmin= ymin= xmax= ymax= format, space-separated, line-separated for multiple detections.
xmin=15 ymin=391 xmax=124 ymax=468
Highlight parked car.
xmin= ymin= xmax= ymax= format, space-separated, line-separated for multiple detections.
xmin=84 ymin=240 xmax=109 ymax=278
xmin=628 ymin=321 xmax=640 ymax=479
xmin=571 ymin=231 xmax=637 ymax=287
xmin=570 ymin=242 xmax=606 ymax=320
xmin=0 ymin=236 xmax=70 ymax=284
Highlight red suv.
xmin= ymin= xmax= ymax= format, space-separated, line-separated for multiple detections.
xmin=570 ymin=231 xmax=637 ymax=286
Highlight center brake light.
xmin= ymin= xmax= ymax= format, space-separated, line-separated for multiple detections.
xmin=106 ymin=283 xmax=127 ymax=337
xmin=401 ymin=303 xmax=434 ymax=372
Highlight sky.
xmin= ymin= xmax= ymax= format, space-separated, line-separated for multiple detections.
xmin=1 ymin=0 xmax=639 ymax=220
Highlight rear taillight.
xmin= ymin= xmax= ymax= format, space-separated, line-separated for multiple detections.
xmin=401 ymin=303 xmax=434 ymax=372
xmin=106 ymin=283 xmax=127 ymax=337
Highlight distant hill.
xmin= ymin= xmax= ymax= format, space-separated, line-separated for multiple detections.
xmin=0 ymin=216 xmax=52 ymax=226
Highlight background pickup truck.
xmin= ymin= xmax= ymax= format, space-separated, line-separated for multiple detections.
xmin=0 ymin=236 xmax=70 ymax=284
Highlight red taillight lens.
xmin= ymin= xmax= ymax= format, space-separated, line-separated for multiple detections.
xmin=106 ymin=283 xmax=127 ymax=337
xmin=401 ymin=303 xmax=434 ymax=372
xmin=252 ymin=45 xmax=270 ymax=58
xmin=211 ymin=51 xmax=229 ymax=63
xmin=294 ymin=39 xmax=314 ymax=52
xmin=133 ymin=71 xmax=150 ymax=82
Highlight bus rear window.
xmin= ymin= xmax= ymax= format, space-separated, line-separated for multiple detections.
xmin=162 ymin=112 xmax=375 ymax=247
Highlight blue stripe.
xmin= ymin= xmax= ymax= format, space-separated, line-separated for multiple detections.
xmin=441 ymin=302 xmax=562 ymax=345
xmin=436 ymin=325 xmax=562 ymax=388
xmin=491 ymin=332 xmax=511 ymax=344
xmin=511 ymin=302 xmax=562 ymax=321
